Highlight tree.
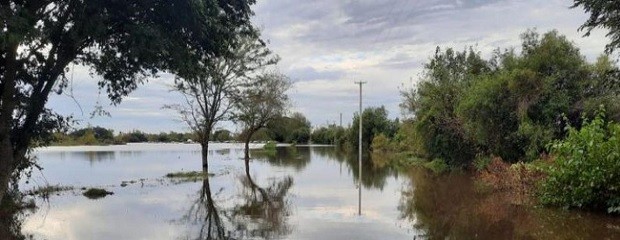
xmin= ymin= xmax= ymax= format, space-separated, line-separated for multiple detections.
xmin=573 ymin=0 xmax=620 ymax=53
xmin=400 ymin=47 xmax=493 ymax=166
xmin=212 ymin=129 xmax=233 ymax=142
xmin=0 ymin=0 xmax=258 ymax=204
xmin=70 ymin=126 xmax=114 ymax=144
xmin=400 ymin=30 xmax=620 ymax=167
xmin=346 ymin=106 xmax=398 ymax=150
xmin=166 ymin=35 xmax=277 ymax=172
xmin=267 ymin=113 xmax=311 ymax=144
xmin=234 ymin=72 xmax=291 ymax=160
xmin=311 ymin=124 xmax=346 ymax=145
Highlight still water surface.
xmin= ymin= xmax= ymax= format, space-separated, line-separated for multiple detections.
xmin=16 ymin=143 xmax=620 ymax=239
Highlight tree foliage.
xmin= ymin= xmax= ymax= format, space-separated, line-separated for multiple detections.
xmin=165 ymin=32 xmax=277 ymax=171
xmin=267 ymin=113 xmax=311 ymax=144
xmin=573 ymin=0 xmax=620 ymax=53
xmin=311 ymin=124 xmax=346 ymax=145
xmin=0 ymin=0 xmax=259 ymax=201
xmin=400 ymin=46 xmax=490 ymax=166
xmin=541 ymin=111 xmax=620 ymax=213
xmin=234 ymin=71 xmax=291 ymax=158
xmin=347 ymin=106 xmax=398 ymax=150
xmin=401 ymin=30 xmax=620 ymax=167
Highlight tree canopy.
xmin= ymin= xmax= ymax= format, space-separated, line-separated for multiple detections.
xmin=573 ymin=0 xmax=620 ymax=53
xmin=401 ymin=30 xmax=620 ymax=166
xmin=0 ymin=0 xmax=259 ymax=202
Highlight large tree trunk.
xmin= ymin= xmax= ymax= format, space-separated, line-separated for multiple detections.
xmin=201 ymin=142 xmax=209 ymax=172
xmin=0 ymin=41 xmax=20 ymax=205
xmin=0 ymin=139 xmax=14 ymax=205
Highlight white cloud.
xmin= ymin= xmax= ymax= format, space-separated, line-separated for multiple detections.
xmin=46 ymin=0 xmax=611 ymax=131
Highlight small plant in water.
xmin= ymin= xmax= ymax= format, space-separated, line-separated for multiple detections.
xmin=165 ymin=171 xmax=214 ymax=183
xmin=27 ymin=185 xmax=74 ymax=198
xmin=82 ymin=188 xmax=114 ymax=199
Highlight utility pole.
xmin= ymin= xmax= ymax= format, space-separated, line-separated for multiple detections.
xmin=355 ymin=81 xmax=366 ymax=216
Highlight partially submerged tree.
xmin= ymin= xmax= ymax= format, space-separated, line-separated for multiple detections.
xmin=0 ymin=0 xmax=258 ymax=204
xmin=166 ymin=35 xmax=277 ymax=172
xmin=235 ymin=72 xmax=291 ymax=160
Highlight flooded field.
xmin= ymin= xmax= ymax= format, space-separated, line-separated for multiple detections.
xmin=6 ymin=143 xmax=619 ymax=239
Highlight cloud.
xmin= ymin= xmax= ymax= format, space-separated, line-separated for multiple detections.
xmin=46 ymin=0 xmax=611 ymax=131
xmin=288 ymin=67 xmax=346 ymax=82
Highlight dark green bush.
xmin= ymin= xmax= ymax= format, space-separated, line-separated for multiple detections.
xmin=540 ymin=112 xmax=620 ymax=213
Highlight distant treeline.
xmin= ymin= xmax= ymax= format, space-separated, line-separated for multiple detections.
xmin=51 ymin=112 xmax=314 ymax=146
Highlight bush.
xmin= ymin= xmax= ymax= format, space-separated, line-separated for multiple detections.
xmin=540 ymin=112 xmax=620 ymax=213
xmin=263 ymin=141 xmax=277 ymax=151
xmin=424 ymin=158 xmax=449 ymax=174
xmin=82 ymin=188 xmax=114 ymax=199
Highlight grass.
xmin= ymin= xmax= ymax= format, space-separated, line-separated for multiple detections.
xmin=165 ymin=171 xmax=214 ymax=183
xmin=382 ymin=155 xmax=450 ymax=174
xmin=26 ymin=185 xmax=74 ymax=198
xmin=82 ymin=188 xmax=114 ymax=199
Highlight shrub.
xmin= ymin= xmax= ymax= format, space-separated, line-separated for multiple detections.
xmin=473 ymin=155 xmax=492 ymax=171
xmin=262 ymin=141 xmax=277 ymax=157
xmin=424 ymin=158 xmax=449 ymax=174
xmin=82 ymin=188 xmax=114 ymax=199
xmin=540 ymin=111 xmax=620 ymax=213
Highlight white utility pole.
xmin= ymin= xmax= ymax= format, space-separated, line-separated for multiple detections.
xmin=355 ymin=81 xmax=366 ymax=216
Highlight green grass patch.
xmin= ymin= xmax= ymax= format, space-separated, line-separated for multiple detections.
xmin=82 ymin=188 xmax=114 ymax=199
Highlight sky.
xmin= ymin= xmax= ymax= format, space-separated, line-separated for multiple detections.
xmin=46 ymin=0 xmax=612 ymax=133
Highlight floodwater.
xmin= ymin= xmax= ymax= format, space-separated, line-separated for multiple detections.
xmin=6 ymin=143 xmax=619 ymax=239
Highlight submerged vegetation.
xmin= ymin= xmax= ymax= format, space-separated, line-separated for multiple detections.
xmin=82 ymin=188 xmax=114 ymax=200
xmin=165 ymin=171 xmax=214 ymax=179
xmin=26 ymin=185 xmax=74 ymax=198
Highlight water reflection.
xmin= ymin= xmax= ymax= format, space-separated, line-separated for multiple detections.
xmin=232 ymin=162 xmax=293 ymax=238
xmin=12 ymin=144 xmax=619 ymax=239
xmin=325 ymin=149 xmax=395 ymax=190
xmin=251 ymin=147 xmax=311 ymax=171
xmin=70 ymin=151 xmax=116 ymax=164
xmin=179 ymin=165 xmax=294 ymax=239
xmin=181 ymin=177 xmax=229 ymax=240
xmin=399 ymin=168 xmax=620 ymax=239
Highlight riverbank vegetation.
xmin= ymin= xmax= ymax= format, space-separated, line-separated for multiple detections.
xmin=371 ymin=30 xmax=620 ymax=214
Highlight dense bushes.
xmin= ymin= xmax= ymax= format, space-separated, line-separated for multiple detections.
xmin=267 ymin=113 xmax=311 ymax=144
xmin=311 ymin=125 xmax=346 ymax=145
xmin=400 ymin=30 xmax=620 ymax=167
xmin=346 ymin=106 xmax=399 ymax=150
xmin=540 ymin=112 xmax=620 ymax=213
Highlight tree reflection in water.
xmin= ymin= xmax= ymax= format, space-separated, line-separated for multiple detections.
xmin=251 ymin=146 xmax=311 ymax=172
xmin=180 ymin=163 xmax=293 ymax=240
xmin=399 ymin=168 xmax=620 ymax=240
xmin=312 ymin=146 xmax=395 ymax=190
xmin=231 ymin=161 xmax=293 ymax=238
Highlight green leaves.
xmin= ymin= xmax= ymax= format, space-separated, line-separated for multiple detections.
xmin=400 ymin=30 xmax=620 ymax=168
xmin=541 ymin=111 xmax=620 ymax=213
